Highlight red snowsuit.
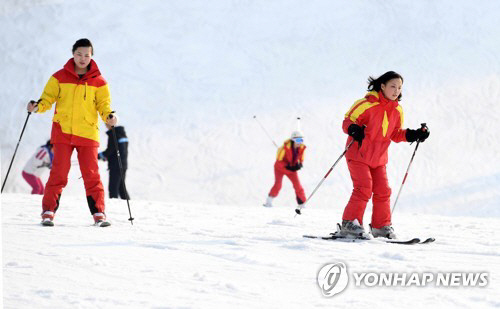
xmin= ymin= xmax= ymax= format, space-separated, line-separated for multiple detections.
xmin=342 ymin=91 xmax=407 ymax=228
xmin=36 ymin=58 xmax=112 ymax=222
xmin=269 ymin=140 xmax=307 ymax=205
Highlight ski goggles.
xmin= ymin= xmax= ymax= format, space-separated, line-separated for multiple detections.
xmin=292 ymin=137 xmax=304 ymax=144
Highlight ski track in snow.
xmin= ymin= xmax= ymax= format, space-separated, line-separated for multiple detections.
xmin=2 ymin=194 xmax=500 ymax=308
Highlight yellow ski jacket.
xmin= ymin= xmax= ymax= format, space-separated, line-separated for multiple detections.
xmin=37 ymin=58 xmax=112 ymax=147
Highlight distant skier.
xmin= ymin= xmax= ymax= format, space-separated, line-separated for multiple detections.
xmin=22 ymin=140 xmax=54 ymax=195
xmin=26 ymin=38 xmax=117 ymax=227
xmin=264 ymin=131 xmax=307 ymax=208
xmin=339 ymin=71 xmax=429 ymax=239
xmin=98 ymin=124 xmax=130 ymax=200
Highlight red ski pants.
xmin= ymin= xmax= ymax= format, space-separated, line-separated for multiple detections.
xmin=22 ymin=171 xmax=44 ymax=195
xmin=342 ymin=160 xmax=392 ymax=229
xmin=269 ymin=162 xmax=306 ymax=204
xmin=42 ymin=143 xmax=105 ymax=216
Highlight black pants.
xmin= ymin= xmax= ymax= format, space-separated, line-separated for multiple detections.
xmin=108 ymin=168 xmax=129 ymax=200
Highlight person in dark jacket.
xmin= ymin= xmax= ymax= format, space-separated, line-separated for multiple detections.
xmin=98 ymin=124 xmax=130 ymax=199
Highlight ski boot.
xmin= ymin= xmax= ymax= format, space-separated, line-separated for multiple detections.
xmin=370 ymin=224 xmax=397 ymax=239
xmin=41 ymin=211 xmax=55 ymax=227
xmin=93 ymin=213 xmax=111 ymax=227
xmin=95 ymin=220 xmax=111 ymax=227
xmin=339 ymin=219 xmax=369 ymax=239
xmin=263 ymin=196 xmax=274 ymax=208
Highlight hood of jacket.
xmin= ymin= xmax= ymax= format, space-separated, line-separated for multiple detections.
xmin=63 ymin=58 xmax=102 ymax=80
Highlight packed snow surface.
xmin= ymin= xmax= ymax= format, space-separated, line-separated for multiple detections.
xmin=2 ymin=194 xmax=500 ymax=308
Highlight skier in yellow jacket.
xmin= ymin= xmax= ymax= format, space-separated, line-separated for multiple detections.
xmin=27 ymin=38 xmax=117 ymax=227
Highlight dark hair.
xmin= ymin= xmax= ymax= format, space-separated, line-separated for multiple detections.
xmin=367 ymin=71 xmax=404 ymax=101
xmin=72 ymin=38 xmax=93 ymax=55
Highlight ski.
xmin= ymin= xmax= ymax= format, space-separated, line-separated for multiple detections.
xmin=303 ymin=234 xmax=358 ymax=240
xmin=303 ymin=234 xmax=433 ymax=245
xmin=419 ymin=237 xmax=435 ymax=244
xmin=384 ymin=238 xmax=420 ymax=245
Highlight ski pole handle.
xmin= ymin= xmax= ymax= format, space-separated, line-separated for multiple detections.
xmin=27 ymin=99 xmax=41 ymax=114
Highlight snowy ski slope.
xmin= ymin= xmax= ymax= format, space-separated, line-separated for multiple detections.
xmin=2 ymin=194 xmax=500 ymax=308
xmin=1 ymin=0 xmax=500 ymax=308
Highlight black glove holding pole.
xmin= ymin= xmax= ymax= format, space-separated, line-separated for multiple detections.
xmin=348 ymin=124 xmax=365 ymax=141
xmin=348 ymin=124 xmax=366 ymax=148
xmin=406 ymin=123 xmax=430 ymax=143
xmin=286 ymin=163 xmax=303 ymax=171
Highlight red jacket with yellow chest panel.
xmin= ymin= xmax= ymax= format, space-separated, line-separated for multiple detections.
xmin=341 ymin=90 xmax=408 ymax=228
xmin=343 ymin=90 xmax=407 ymax=168
xmin=37 ymin=58 xmax=113 ymax=146
xmin=269 ymin=139 xmax=307 ymax=204
xmin=275 ymin=139 xmax=306 ymax=169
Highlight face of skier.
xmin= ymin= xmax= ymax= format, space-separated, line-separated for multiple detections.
xmin=292 ymin=137 xmax=303 ymax=147
xmin=381 ymin=78 xmax=403 ymax=101
xmin=73 ymin=47 xmax=92 ymax=73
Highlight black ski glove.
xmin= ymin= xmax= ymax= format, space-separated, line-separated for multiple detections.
xmin=98 ymin=152 xmax=107 ymax=161
xmin=286 ymin=163 xmax=303 ymax=171
xmin=348 ymin=124 xmax=365 ymax=143
xmin=406 ymin=127 xmax=430 ymax=143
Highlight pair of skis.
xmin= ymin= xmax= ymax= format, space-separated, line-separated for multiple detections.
xmin=41 ymin=220 xmax=111 ymax=227
xmin=303 ymin=221 xmax=435 ymax=245
xmin=303 ymin=233 xmax=435 ymax=245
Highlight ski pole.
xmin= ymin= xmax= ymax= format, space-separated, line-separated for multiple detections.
xmin=295 ymin=139 xmax=355 ymax=216
xmin=391 ymin=123 xmax=428 ymax=214
xmin=109 ymin=115 xmax=134 ymax=225
xmin=253 ymin=115 xmax=278 ymax=148
xmin=296 ymin=117 xmax=301 ymax=131
xmin=1 ymin=100 xmax=39 ymax=193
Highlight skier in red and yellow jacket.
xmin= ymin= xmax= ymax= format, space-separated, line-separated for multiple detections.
xmin=264 ymin=131 xmax=307 ymax=208
xmin=27 ymin=38 xmax=116 ymax=227
xmin=339 ymin=71 xmax=429 ymax=239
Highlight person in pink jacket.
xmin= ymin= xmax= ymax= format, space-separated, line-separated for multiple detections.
xmin=22 ymin=141 xmax=54 ymax=195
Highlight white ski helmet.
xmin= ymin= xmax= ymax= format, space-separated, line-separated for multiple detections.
xmin=291 ymin=130 xmax=304 ymax=139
